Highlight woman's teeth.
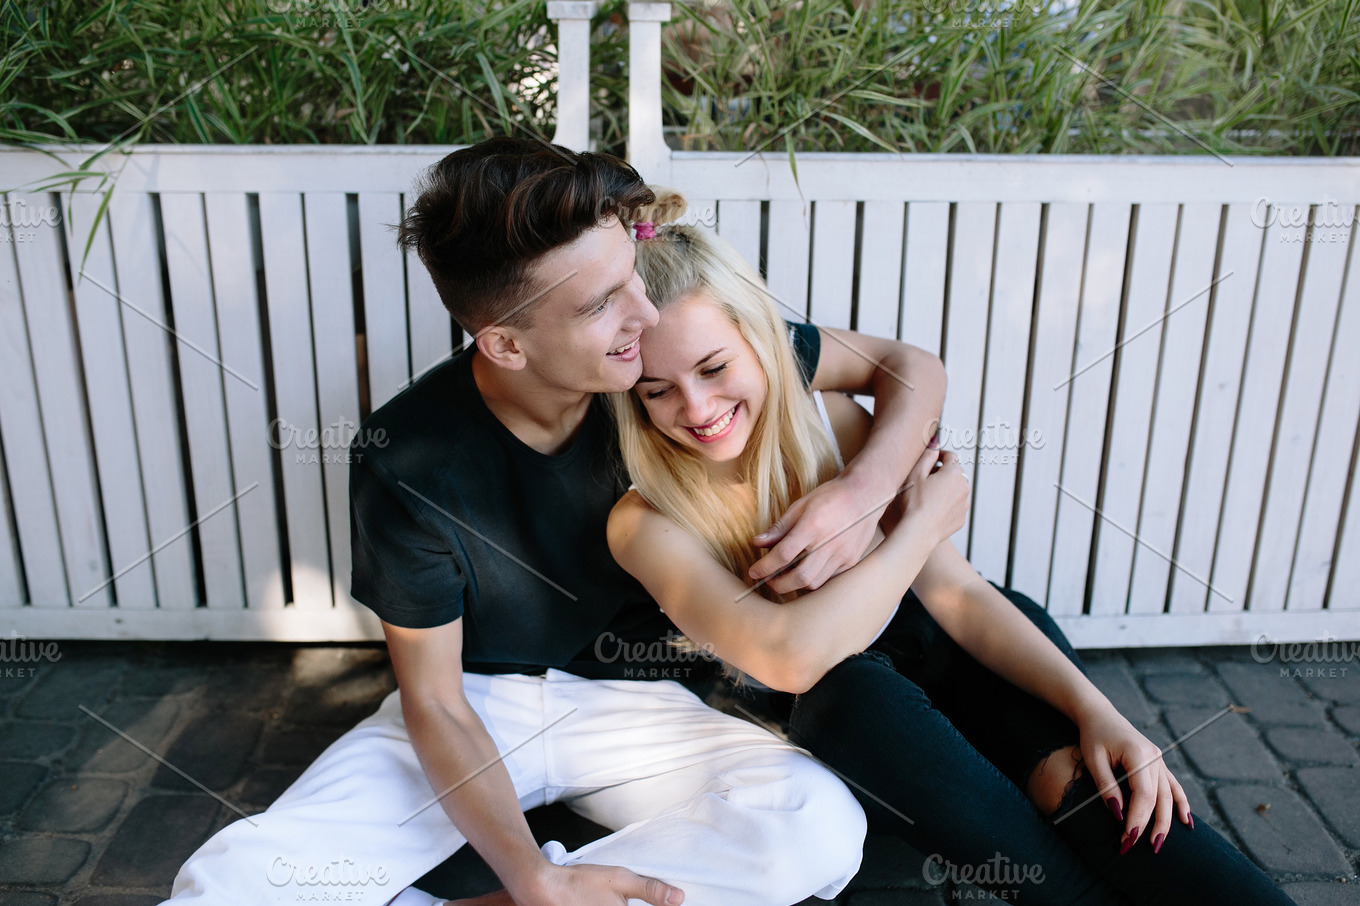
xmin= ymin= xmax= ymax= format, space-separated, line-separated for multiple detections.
xmin=693 ymin=406 xmax=736 ymax=437
xmin=609 ymin=339 xmax=638 ymax=355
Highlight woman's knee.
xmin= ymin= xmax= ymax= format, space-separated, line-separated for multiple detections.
xmin=1026 ymin=744 xmax=1085 ymax=817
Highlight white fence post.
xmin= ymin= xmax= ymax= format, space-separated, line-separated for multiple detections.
xmin=627 ymin=3 xmax=672 ymax=184
xmin=548 ymin=1 xmax=599 ymax=152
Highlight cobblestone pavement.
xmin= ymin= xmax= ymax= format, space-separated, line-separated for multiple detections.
xmin=0 ymin=642 xmax=1356 ymax=905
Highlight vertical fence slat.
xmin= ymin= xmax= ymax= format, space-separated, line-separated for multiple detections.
xmin=1089 ymin=204 xmax=1179 ymax=616
xmin=0 ymin=199 xmax=67 ymax=606
xmin=716 ymin=200 xmax=761 ymax=274
xmin=13 ymin=193 xmax=110 ymax=609
xmin=64 ymin=192 xmax=156 ymax=608
xmin=1011 ymin=204 xmax=1087 ymax=604
xmin=1289 ymin=210 xmax=1360 ymax=611
xmin=1171 ymin=203 xmax=1264 ymax=614
xmin=1210 ymin=207 xmax=1307 ymax=613
xmin=0 ymin=437 xmax=21 ymax=606
xmin=941 ymin=202 xmax=996 ymax=556
xmin=972 ymin=202 xmax=1039 ymax=583
xmin=204 ymin=192 xmax=285 ymax=611
xmin=856 ymin=201 xmax=905 ymax=341
xmin=1127 ymin=203 xmax=1220 ymax=614
xmin=809 ymin=201 xmax=857 ymax=331
xmin=1048 ymin=203 xmax=1131 ymax=615
xmin=107 ymin=192 xmax=197 ymax=610
xmin=405 ymin=244 xmax=452 ymax=384
xmin=259 ymin=192 xmax=332 ymax=610
xmin=900 ymin=202 xmax=948 ymax=356
xmin=358 ymin=193 xmax=409 ymax=410
xmin=304 ymin=192 xmax=363 ymax=612
xmin=767 ymin=200 xmax=811 ymax=318
xmin=160 ymin=193 xmax=245 ymax=609
xmin=1253 ymin=211 xmax=1353 ymax=611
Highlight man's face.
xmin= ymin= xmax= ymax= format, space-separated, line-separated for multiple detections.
xmin=508 ymin=217 xmax=659 ymax=394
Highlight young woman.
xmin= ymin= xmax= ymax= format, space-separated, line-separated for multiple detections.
xmin=606 ymin=190 xmax=1293 ymax=905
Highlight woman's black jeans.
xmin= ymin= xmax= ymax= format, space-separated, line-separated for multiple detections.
xmin=784 ymin=586 xmax=1294 ymax=905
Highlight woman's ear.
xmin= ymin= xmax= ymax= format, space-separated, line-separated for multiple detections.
xmin=475 ymin=326 xmax=528 ymax=371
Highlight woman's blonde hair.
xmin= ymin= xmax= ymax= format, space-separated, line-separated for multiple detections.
xmin=609 ymin=188 xmax=839 ymax=595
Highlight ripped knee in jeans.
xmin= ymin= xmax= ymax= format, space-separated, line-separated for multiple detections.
xmin=1025 ymin=745 xmax=1087 ymax=817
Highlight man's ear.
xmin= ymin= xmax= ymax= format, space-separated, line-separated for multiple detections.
xmin=475 ymin=325 xmax=528 ymax=371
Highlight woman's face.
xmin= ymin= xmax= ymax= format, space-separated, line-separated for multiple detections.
xmin=634 ymin=291 xmax=768 ymax=467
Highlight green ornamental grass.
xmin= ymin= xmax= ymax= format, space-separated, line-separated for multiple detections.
xmin=1 ymin=0 xmax=1355 ymax=155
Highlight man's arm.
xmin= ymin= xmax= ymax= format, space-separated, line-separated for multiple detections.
xmin=384 ymin=620 xmax=684 ymax=906
xmin=750 ymin=329 xmax=945 ymax=594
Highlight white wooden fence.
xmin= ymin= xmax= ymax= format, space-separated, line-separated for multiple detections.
xmin=1 ymin=2 xmax=1358 ymax=645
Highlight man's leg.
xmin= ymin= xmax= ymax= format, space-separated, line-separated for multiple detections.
xmin=160 ymin=671 xmax=552 ymax=905
xmin=536 ymin=671 xmax=867 ymax=906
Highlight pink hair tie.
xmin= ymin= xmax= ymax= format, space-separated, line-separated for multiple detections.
xmin=634 ymin=221 xmax=657 ymax=240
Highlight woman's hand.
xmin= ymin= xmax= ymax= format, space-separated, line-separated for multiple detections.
xmin=893 ymin=447 xmax=969 ymax=547
xmin=1075 ymin=703 xmax=1193 ymax=855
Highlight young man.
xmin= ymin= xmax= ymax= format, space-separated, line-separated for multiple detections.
xmin=160 ymin=137 xmax=945 ymax=906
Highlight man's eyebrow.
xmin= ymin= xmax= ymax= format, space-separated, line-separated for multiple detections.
xmin=638 ymin=348 xmax=726 ymax=382
xmin=574 ymin=246 xmax=639 ymax=317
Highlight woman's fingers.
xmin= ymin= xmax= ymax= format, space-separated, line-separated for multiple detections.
xmin=1120 ymin=752 xmax=1160 ymax=854
xmin=1150 ymin=772 xmax=1173 ymax=855
xmin=1171 ymin=773 xmax=1193 ymax=828
xmin=1082 ymin=745 xmax=1124 ymax=824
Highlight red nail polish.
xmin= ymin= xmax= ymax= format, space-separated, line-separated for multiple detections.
xmin=1105 ymin=797 xmax=1123 ymax=822
xmin=1189 ymin=813 xmax=1195 ymax=830
xmin=1153 ymin=833 xmax=1165 ymax=855
xmin=1119 ymin=827 xmax=1140 ymax=855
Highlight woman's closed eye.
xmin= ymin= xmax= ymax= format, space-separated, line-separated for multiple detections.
xmin=645 ymin=363 xmax=729 ymax=399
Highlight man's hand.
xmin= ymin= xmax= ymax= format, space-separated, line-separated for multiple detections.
xmin=749 ymin=470 xmax=887 ymax=595
xmin=515 ymin=862 xmax=684 ymax=906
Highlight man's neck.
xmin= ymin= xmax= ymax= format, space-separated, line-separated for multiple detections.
xmin=471 ymin=352 xmax=594 ymax=456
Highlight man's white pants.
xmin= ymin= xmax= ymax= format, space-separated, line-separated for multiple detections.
xmin=161 ymin=669 xmax=866 ymax=905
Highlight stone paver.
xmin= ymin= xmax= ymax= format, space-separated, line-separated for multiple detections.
xmin=1127 ymin=651 xmax=1209 ymax=675
xmin=90 ymin=795 xmax=222 ymax=888
xmin=1282 ymin=880 xmax=1360 ymax=905
xmin=151 ymin=713 xmax=262 ymax=791
xmin=1216 ymin=783 xmax=1351 ymax=875
xmin=15 ymin=658 xmax=127 ymax=719
xmin=0 ymin=721 xmax=74 ymax=759
xmin=1216 ymin=661 xmax=1330 ymax=726
xmin=19 ymin=777 xmax=128 ymax=832
xmin=1295 ymin=662 xmax=1360 ymax=705
xmin=1295 ymin=767 xmax=1360 ymax=847
xmin=1265 ymin=726 xmax=1360 ymax=767
xmin=0 ymin=763 xmax=47 ymax=815
xmin=0 ymin=837 xmax=92 ymax=884
xmin=1 ymin=642 xmax=1355 ymax=904
xmin=3 ymin=893 xmax=59 ymax=906
xmin=67 ymin=699 xmax=181 ymax=774
xmin=1332 ymin=705 xmax=1360 ymax=737
xmin=1164 ymin=707 xmax=1283 ymax=781
xmin=1142 ymin=672 xmax=1230 ymax=707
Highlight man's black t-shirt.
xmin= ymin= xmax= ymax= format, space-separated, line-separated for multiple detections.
xmin=349 ymin=321 xmax=821 ymax=679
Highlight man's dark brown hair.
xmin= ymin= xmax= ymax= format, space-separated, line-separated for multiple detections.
xmin=397 ymin=136 xmax=654 ymax=334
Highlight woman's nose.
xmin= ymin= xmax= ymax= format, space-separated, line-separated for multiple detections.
xmin=680 ymin=386 xmax=712 ymax=425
